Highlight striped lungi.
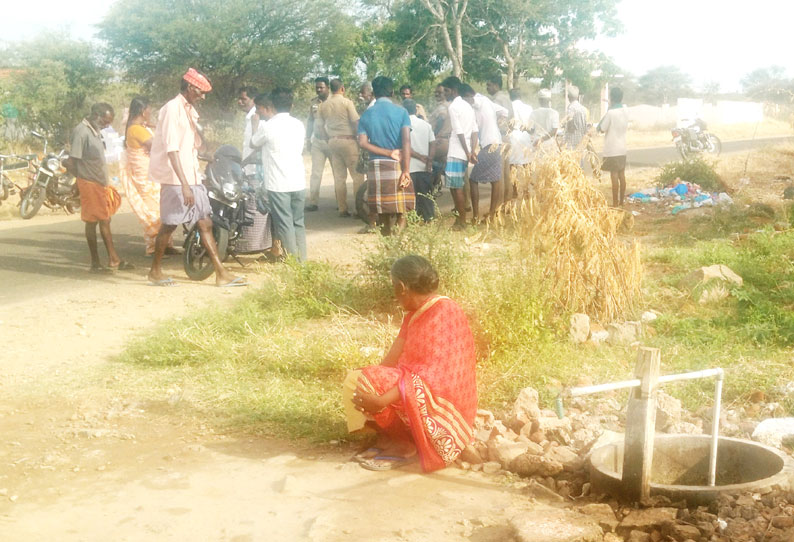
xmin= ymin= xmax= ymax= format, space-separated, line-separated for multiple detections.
xmin=470 ymin=144 xmax=503 ymax=183
xmin=235 ymin=196 xmax=272 ymax=253
xmin=444 ymin=158 xmax=467 ymax=189
xmin=367 ymin=159 xmax=415 ymax=214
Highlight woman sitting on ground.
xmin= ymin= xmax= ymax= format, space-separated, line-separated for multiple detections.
xmin=343 ymin=255 xmax=477 ymax=471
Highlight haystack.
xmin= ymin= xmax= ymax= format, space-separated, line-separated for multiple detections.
xmin=503 ymin=150 xmax=642 ymax=322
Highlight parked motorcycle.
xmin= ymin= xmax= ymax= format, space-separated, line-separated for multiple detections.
xmin=19 ymin=131 xmax=79 ymax=219
xmin=0 ymin=152 xmax=35 ymax=206
xmin=183 ymin=145 xmax=272 ymax=280
xmin=672 ymin=119 xmax=721 ymax=160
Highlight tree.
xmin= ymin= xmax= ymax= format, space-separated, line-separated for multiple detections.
xmin=1 ymin=36 xmax=108 ymax=144
xmin=637 ymin=65 xmax=692 ymax=105
xmin=741 ymin=66 xmax=793 ymax=104
xmin=416 ymin=0 xmax=469 ymax=77
xmin=467 ymin=0 xmax=620 ymax=89
xmin=99 ymin=0 xmax=358 ymax=118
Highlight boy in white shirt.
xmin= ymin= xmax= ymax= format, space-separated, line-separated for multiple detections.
xmin=404 ymin=99 xmax=437 ymax=222
xmin=250 ymin=89 xmax=307 ymax=261
xmin=440 ymin=76 xmax=478 ymax=230
xmin=597 ymin=86 xmax=629 ymax=206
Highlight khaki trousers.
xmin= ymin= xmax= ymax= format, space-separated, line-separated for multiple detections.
xmin=328 ymin=138 xmax=364 ymax=213
xmin=307 ymin=139 xmax=332 ymax=206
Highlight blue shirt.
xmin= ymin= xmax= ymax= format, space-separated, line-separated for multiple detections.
xmin=357 ymin=97 xmax=411 ymax=159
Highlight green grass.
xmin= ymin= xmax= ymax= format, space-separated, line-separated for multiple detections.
xmin=114 ymin=219 xmax=794 ymax=443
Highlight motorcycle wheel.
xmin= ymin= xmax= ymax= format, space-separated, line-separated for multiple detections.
xmin=19 ymin=185 xmax=45 ymax=219
xmin=0 ymin=176 xmax=9 ymax=203
xmin=705 ymin=134 xmax=722 ymax=156
xmin=183 ymin=223 xmax=229 ymax=281
xmin=355 ymin=182 xmax=370 ymax=224
xmin=676 ymin=143 xmax=690 ymax=161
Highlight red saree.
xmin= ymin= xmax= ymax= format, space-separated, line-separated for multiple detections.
xmin=359 ymin=296 xmax=477 ymax=472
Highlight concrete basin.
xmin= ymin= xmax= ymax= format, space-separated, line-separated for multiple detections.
xmin=589 ymin=434 xmax=794 ymax=504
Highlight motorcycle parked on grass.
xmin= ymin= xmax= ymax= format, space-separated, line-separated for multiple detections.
xmin=19 ymin=131 xmax=79 ymax=219
xmin=183 ymin=145 xmax=272 ymax=280
xmin=672 ymin=119 xmax=721 ymax=160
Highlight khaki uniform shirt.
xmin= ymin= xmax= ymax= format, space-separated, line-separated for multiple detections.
xmin=318 ymin=94 xmax=359 ymax=138
xmin=307 ymin=96 xmax=328 ymax=143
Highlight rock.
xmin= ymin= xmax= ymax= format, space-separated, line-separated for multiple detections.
xmin=617 ymin=508 xmax=678 ymax=536
xmin=579 ymin=503 xmax=619 ymax=533
xmin=510 ymin=508 xmax=603 ymax=542
xmin=603 ymin=534 xmax=622 ymax=542
xmin=482 ymin=461 xmax=502 ymax=474
xmin=510 ymin=453 xmax=563 ymax=477
xmin=607 ymin=322 xmax=641 ymax=345
xmin=770 ymin=516 xmax=794 ymax=529
xmin=536 ymin=416 xmax=573 ymax=444
xmin=544 ymin=445 xmax=582 ymax=472
xmin=525 ymin=479 xmax=565 ymax=502
xmin=679 ymin=264 xmax=743 ymax=304
xmin=626 ymin=530 xmax=650 ymax=542
xmin=641 ymin=311 xmax=658 ymax=323
xmin=489 ymin=437 xmax=534 ymax=468
xmin=590 ymin=323 xmax=610 ymax=345
xmin=752 ymin=418 xmax=794 ymax=449
xmin=570 ymin=313 xmax=591 ymax=343
xmin=666 ymin=421 xmax=702 ymax=435
xmin=655 ymin=391 xmax=682 ymax=431
xmin=511 ymin=387 xmax=542 ymax=428
xmin=661 ymin=522 xmax=701 ymax=542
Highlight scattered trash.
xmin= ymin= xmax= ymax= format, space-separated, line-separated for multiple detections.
xmin=627 ymin=178 xmax=733 ymax=215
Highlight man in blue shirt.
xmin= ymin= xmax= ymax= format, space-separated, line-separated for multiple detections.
xmin=357 ymin=76 xmax=414 ymax=236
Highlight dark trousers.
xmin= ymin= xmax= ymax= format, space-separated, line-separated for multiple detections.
xmin=411 ymin=171 xmax=434 ymax=222
xmin=268 ymin=189 xmax=307 ymax=262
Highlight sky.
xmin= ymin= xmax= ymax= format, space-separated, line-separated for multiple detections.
xmin=2 ymin=0 xmax=793 ymax=93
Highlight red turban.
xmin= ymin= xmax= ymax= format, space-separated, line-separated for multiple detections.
xmin=183 ymin=68 xmax=212 ymax=92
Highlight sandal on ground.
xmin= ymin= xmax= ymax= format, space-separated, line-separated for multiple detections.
xmin=109 ymin=260 xmax=135 ymax=271
xmin=351 ymin=447 xmax=383 ymax=463
xmin=149 ymin=277 xmax=178 ymax=287
xmin=218 ymin=277 xmax=248 ymax=288
xmin=359 ymin=454 xmax=417 ymax=471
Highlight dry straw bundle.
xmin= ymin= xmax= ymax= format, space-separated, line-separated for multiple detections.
xmin=501 ymin=149 xmax=642 ymax=322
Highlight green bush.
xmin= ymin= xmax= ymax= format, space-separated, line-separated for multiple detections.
xmin=656 ymin=157 xmax=725 ymax=192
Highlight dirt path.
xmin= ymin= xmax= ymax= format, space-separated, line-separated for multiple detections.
xmin=0 ymin=186 xmax=548 ymax=540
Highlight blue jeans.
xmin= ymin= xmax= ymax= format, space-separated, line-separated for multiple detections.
xmin=268 ymin=189 xmax=307 ymax=262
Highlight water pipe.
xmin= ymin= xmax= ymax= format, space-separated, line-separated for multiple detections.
xmin=556 ymin=367 xmax=724 ymax=487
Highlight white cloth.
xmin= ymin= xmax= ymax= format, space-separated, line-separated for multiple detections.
xmin=242 ymin=106 xmax=257 ymax=175
xmin=409 ymin=115 xmax=435 ymax=173
xmin=447 ymin=96 xmax=478 ymax=161
xmin=251 ymin=113 xmax=306 ymax=193
xmin=599 ymin=106 xmax=629 ymax=157
xmin=472 ymin=94 xmax=503 ymax=148
xmin=512 ymin=100 xmax=533 ymax=128
xmin=529 ymin=107 xmax=559 ymax=141
xmin=508 ymin=130 xmax=533 ymax=165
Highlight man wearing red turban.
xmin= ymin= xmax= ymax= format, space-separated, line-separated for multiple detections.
xmin=147 ymin=69 xmax=245 ymax=287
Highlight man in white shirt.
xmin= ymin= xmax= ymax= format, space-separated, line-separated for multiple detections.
xmin=597 ymin=86 xmax=629 ymax=206
xmin=529 ymin=89 xmax=559 ymax=152
xmin=237 ymin=86 xmax=260 ymax=179
xmin=404 ymin=99 xmax=436 ymax=222
xmin=251 ymin=88 xmax=307 ymax=261
xmin=462 ymin=85 xmax=505 ymax=222
xmin=440 ymin=76 xmax=478 ymax=230
xmin=509 ymin=88 xmax=533 ymax=129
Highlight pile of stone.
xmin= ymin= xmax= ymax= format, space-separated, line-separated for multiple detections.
xmin=464 ymin=386 xmax=794 ymax=541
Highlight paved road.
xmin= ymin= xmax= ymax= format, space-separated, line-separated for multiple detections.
xmin=627 ymin=136 xmax=793 ymax=167
xmin=1 ymin=135 xmax=790 ymax=306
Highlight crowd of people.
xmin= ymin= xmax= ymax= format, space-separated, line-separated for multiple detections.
xmin=65 ymin=68 xmax=628 ymax=285
xmin=59 ymin=68 xmax=630 ymax=472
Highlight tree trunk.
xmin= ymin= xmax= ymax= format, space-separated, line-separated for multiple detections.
xmin=420 ymin=0 xmax=466 ymax=77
